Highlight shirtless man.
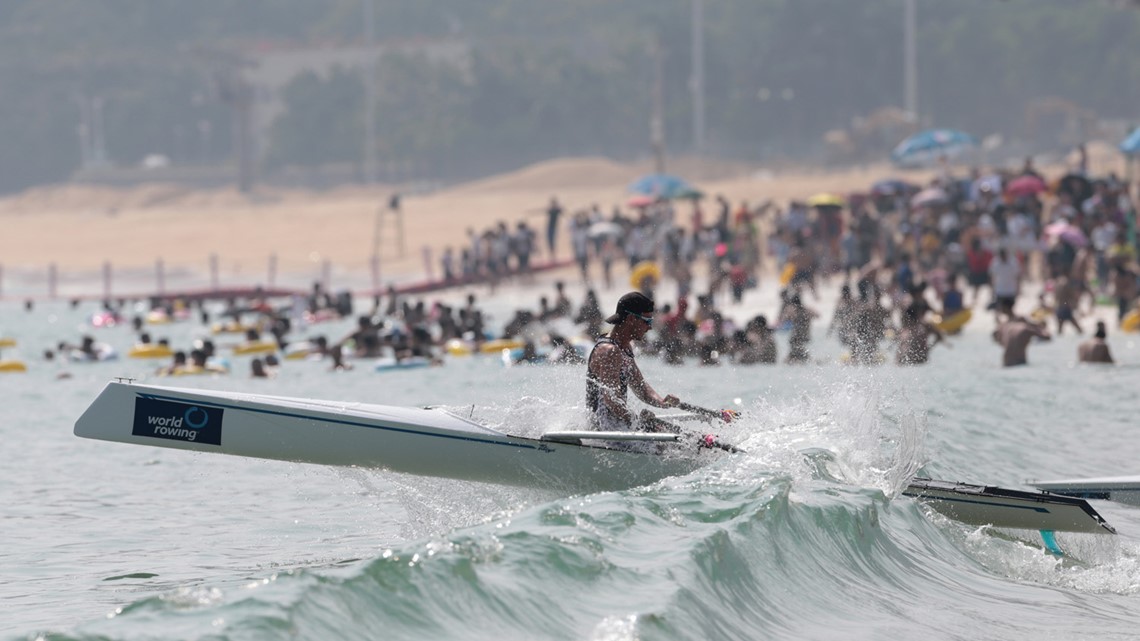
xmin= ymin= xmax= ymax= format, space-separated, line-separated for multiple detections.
xmin=586 ymin=292 xmax=680 ymax=432
xmin=1078 ymin=321 xmax=1114 ymax=364
xmin=1053 ymin=275 xmax=1084 ymax=335
xmin=993 ymin=313 xmax=1051 ymax=367
xmin=896 ymin=303 xmax=944 ymax=365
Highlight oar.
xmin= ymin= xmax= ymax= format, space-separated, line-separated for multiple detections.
xmin=640 ymin=411 xmax=745 ymax=454
xmin=677 ymin=401 xmax=741 ymax=424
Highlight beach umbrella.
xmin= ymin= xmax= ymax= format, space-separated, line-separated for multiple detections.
xmin=1121 ymin=127 xmax=1140 ymax=156
xmin=628 ymin=173 xmax=695 ymax=200
xmin=910 ymin=187 xmax=948 ymax=208
xmin=807 ymin=193 xmax=845 ymax=208
xmin=870 ymin=178 xmax=916 ymax=197
xmin=1005 ymin=174 xmax=1047 ymax=199
xmin=1044 ymin=221 xmax=1089 ymax=248
xmin=588 ymin=221 xmax=624 ymax=239
xmin=627 ymin=194 xmax=657 ymax=208
xmin=890 ymin=128 xmax=978 ymax=167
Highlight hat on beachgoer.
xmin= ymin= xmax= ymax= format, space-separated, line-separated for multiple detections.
xmin=606 ymin=292 xmax=655 ymax=324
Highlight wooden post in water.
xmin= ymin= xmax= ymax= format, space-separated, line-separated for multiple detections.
xmin=320 ymin=259 xmax=332 ymax=292
xmin=268 ymin=253 xmax=278 ymax=289
xmin=209 ymin=253 xmax=219 ymax=292
xmin=370 ymin=254 xmax=380 ymax=295
xmin=156 ymin=258 xmax=165 ymax=295
xmin=102 ymin=261 xmax=112 ymax=300
xmin=421 ymin=246 xmax=435 ymax=282
xmin=48 ymin=263 xmax=58 ymax=299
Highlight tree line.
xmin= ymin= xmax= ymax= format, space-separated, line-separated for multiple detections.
xmin=0 ymin=0 xmax=1137 ymax=194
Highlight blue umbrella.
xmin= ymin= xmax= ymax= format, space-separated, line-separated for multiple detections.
xmin=629 ymin=174 xmax=695 ymax=199
xmin=870 ymin=178 xmax=917 ymax=196
xmin=890 ymin=129 xmax=978 ymax=167
xmin=1121 ymin=127 xmax=1140 ymax=156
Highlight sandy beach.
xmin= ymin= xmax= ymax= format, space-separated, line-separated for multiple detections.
xmin=1 ymin=146 xmax=1127 ymax=297
xmin=0 ymin=157 xmax=936 ymax=292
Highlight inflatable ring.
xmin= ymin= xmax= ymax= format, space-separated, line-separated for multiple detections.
xmin=129 ymin=344 xmax=174 ymax=359
xmin=232 ymin=341 xmax=278 ymax=355
xmin=169 ymin=365 xmax=228 ymax=376
xmin=933 ymin=309 xmax=972 ymax=334
xmin=1122 ymin=310 xmax=1140 ymax=333
xmin=0 ymin=360 xmax=28 ymax=372
xmin=211 ymin=322 xmax=259 ymax=336
xmin=479 ymin=338 xmax=525 ymax=354
xmin=284 ymin=343 xmax=316 ymax=360
xmin=145 ymin=310 xmax=172 ymax=325
xmin=779 ymin=263 xmax=796 ymax=287
xmin=446 ymin=339 xmax=473 ymax=357
xmin=629 ymin=261 xmax=662 ymax=289
xmin=0 ymin=337 xmax=16 ymax=348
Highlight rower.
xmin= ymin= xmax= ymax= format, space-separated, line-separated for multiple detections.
xmin=586 ymin=292 xmax=740 ymax=452
xmin=586 ymin=292 xmax=678 ymax=439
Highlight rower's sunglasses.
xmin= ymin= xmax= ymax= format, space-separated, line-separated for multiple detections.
xmin=630 ymin=312 xmax=653 ymax=326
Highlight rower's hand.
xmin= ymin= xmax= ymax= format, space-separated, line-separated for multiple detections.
xmin=662 ymin=395 xmax=680 ymax=408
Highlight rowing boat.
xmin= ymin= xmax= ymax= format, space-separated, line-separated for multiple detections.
xmin=73 ymin=382 xmax=1119 ymax=545
xmin=74 ymin=381 xmax=727 ymax=493
xmin=1031 ymin=475 xmax=1140 ymax=507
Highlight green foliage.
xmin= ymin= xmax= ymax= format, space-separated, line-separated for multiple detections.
xmin=266 ymin=68 xmax=365 ymax=168
xmin=0 ymin=0 xmax=1138 ymax=193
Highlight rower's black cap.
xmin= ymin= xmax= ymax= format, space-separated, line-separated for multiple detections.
xmin=606 ymin=292 xmax=655 ymax=324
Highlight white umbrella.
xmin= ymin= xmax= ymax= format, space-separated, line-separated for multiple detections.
xmin=588 ymin=221 xmax=623 ymax=239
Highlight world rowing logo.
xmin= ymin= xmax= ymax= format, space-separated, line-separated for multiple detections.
xmin=132 ymin=397 xmax=224 ymax=445
xmin=183 ymin=406 xmax=209 ymax=429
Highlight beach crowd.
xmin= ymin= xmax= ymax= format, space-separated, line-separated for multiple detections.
xmin=12 ymin=151 xmax=1139 ymax=379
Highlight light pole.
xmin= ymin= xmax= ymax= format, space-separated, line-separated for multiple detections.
xmin=691 ymin=0 xmax=706 ymax=158
xmin=904 ymin=0 xmax=918 ymax=122
xmin=363 ymin=0 xmax=378 ymax=185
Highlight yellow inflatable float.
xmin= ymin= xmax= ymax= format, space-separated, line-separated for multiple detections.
xmin=779 ymin=263 xmax=796 ymax=288
xmin=0 ymin=337 xmax=16 ymax=348
xmin=211 ymin=321 xmax=262 ymax=335
xmin=232 ymin=341 xmax=278 ymax=355
xmin=480 ymin=338 xmax=524 ymax=354
xmin=1122 ymin=309 xmax=1140 ymax=333
xmin=629 ymin=261 xmax=661 ymax=289
xmin=445 ymin=337 xmax=526 ymax=356
xmin=932 ymin=309 xmax=972 ymax=334
xmin=0 ymin=360 xmax=28 ymax=372
xmin=446 ymin=339 xmax=474 ymax=357
xmin=129 ymin=343 xmax=174 ymax=359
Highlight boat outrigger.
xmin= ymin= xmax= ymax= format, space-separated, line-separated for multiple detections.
xmin=74 ymin=381 xmax=1117 ymax=549
xmin=1031 ymin=475 xmax=1140 ymax=507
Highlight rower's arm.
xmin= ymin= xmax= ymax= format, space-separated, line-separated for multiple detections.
xmin=628 ymin=359 xmax=679 ymax=409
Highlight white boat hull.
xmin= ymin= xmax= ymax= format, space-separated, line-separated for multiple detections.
xmin=74 ymin=382 xmax=721 ymax=493
xmin=1031 ymin=476 xmax=1140 ymax=507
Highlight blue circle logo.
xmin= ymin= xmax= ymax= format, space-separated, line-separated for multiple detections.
xmin=184 ymin=406 xmax=209 ymax=429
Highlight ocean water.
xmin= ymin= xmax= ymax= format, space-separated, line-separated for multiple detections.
xmin=3 ymin=280 xmax=1140 ymax=641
